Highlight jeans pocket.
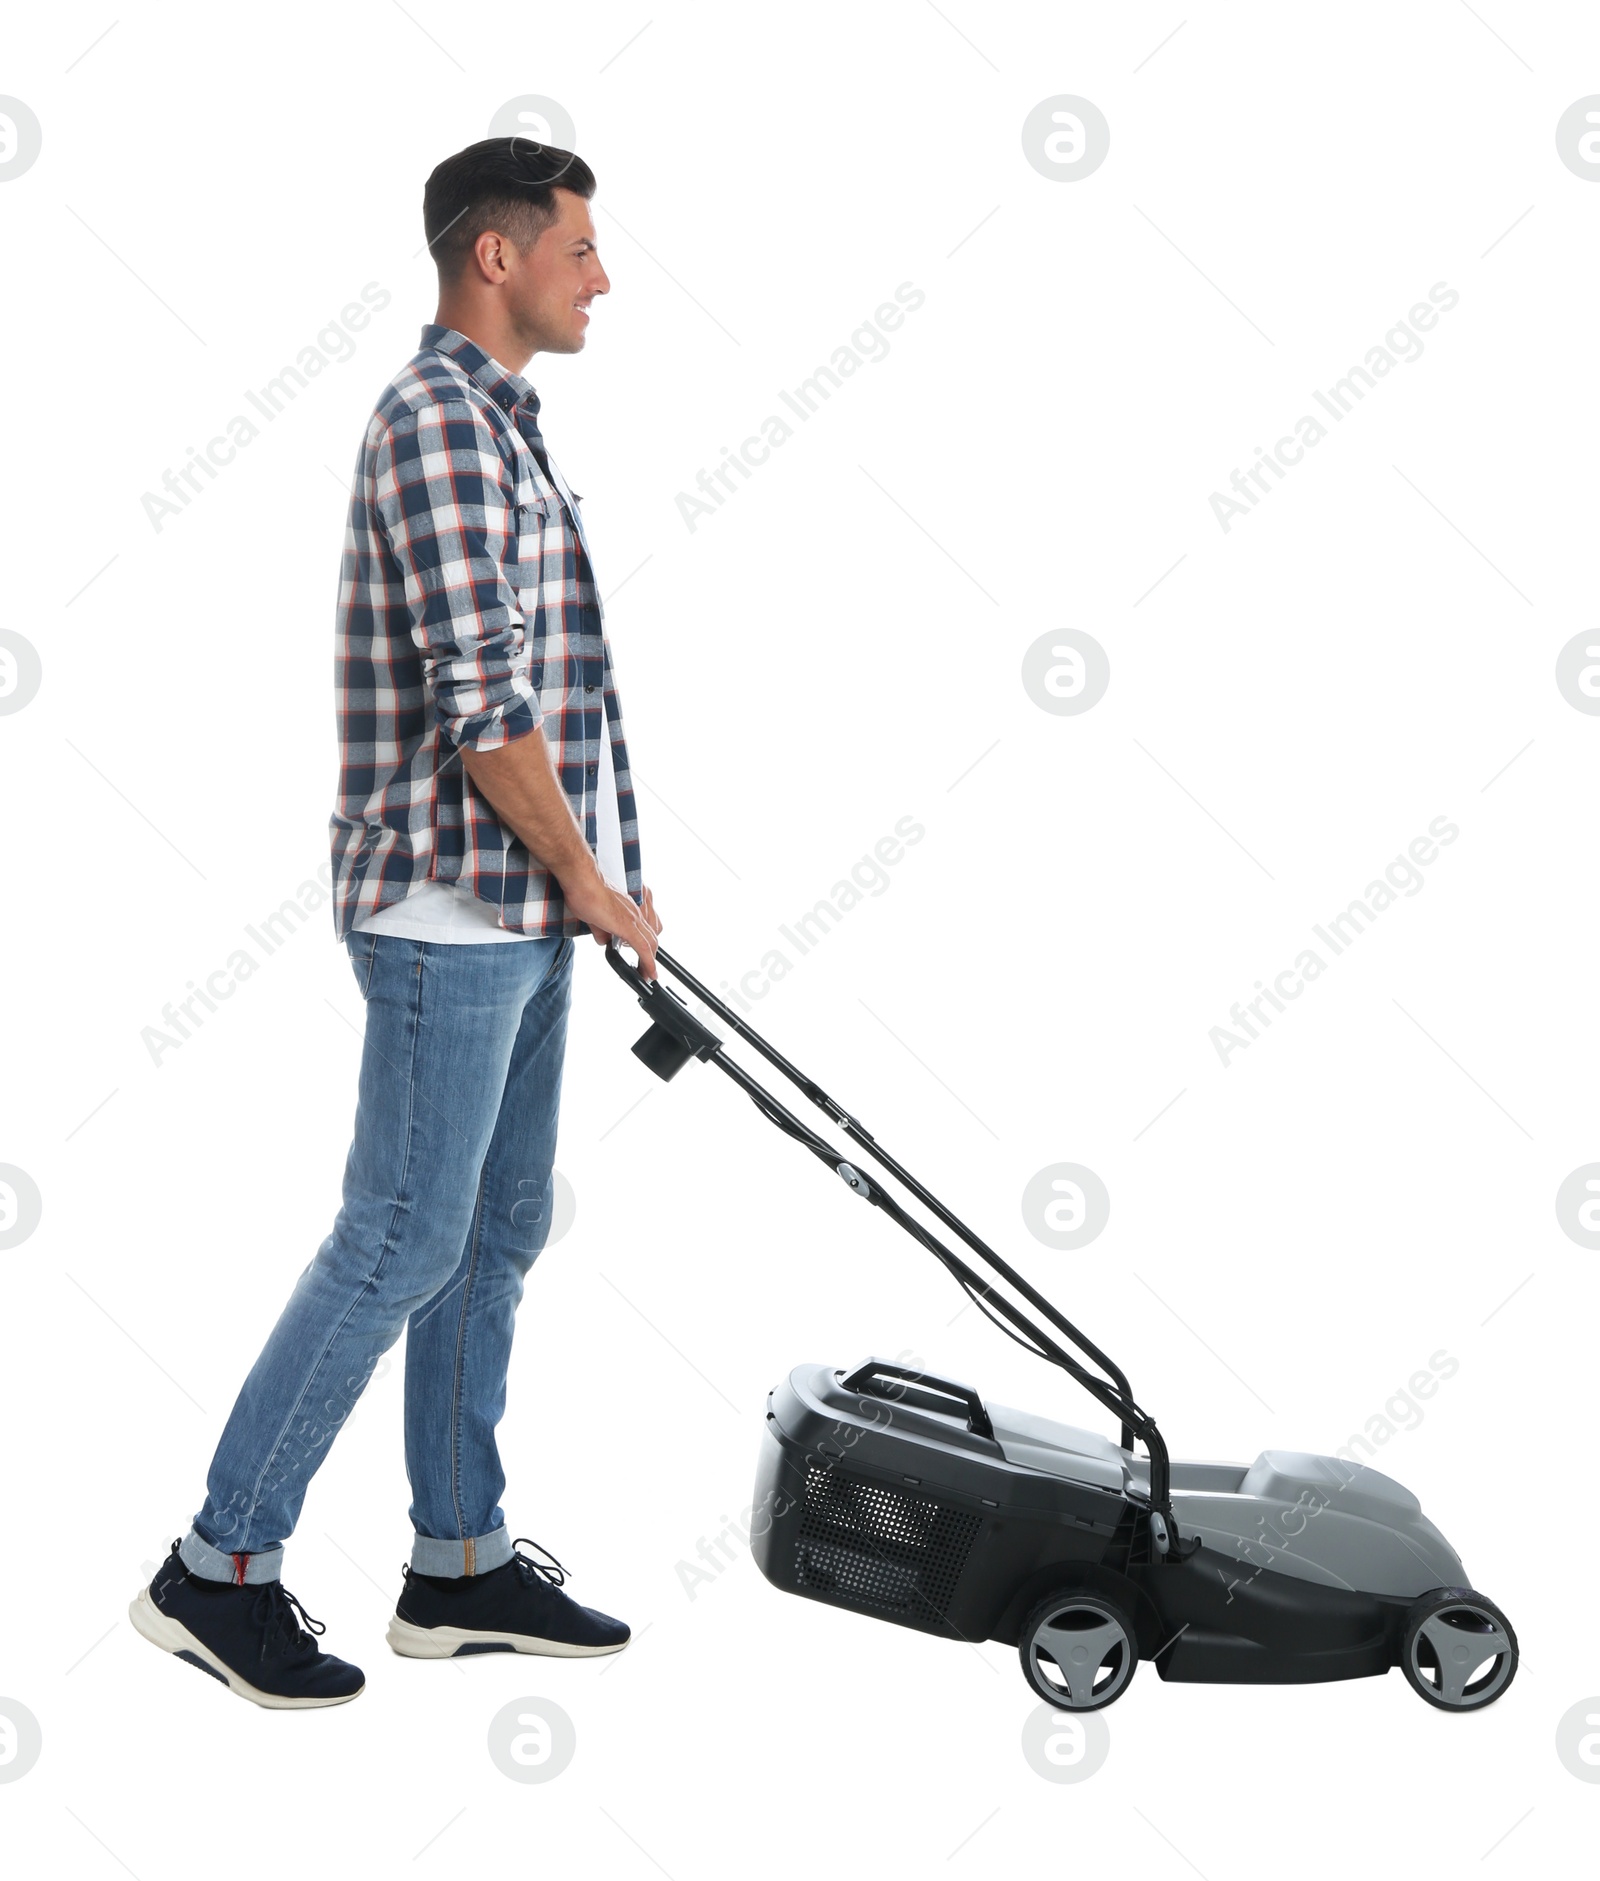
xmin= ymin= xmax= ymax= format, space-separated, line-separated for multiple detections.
xmin=346 ymin=930 xmax=378 ymax=998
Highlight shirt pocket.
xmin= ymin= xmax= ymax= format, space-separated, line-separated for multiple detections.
xmin=511 ymin=487 xmax=560 ymax=600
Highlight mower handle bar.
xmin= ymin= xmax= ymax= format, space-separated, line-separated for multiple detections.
xmin=605 ymin=942 xmax=1182 ymax=1535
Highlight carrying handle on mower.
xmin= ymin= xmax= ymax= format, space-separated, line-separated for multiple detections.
xmin=842 ymin=1359 xmax=996 ymax=1440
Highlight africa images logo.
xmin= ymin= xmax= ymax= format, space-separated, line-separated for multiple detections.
xmin=1208 ymin=284 xmax=1459 ymax=532
xmin=674 ymin=284 xmax=926 ymax=531
xmin=1209 ymin=817 xmax=1458 ymax=1066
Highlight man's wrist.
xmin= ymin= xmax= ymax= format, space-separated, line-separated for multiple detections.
xmin=555 ymin=849 xmax=606 ymax=899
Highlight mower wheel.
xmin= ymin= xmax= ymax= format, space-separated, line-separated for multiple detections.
xmin=1019 ymin=1589 xmax=1139 ymax=1711
xmin=1401 ymin=1587 xmax=1518 ymax=1711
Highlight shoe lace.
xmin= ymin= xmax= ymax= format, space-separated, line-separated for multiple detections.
xmin=510 ymin=1537 xmax=568 ymax=1589
xmin=250 ymin=1581 xmax=327 ymax=1660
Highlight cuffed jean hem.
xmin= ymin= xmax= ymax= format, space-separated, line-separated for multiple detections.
xmin=181 ymin=1527 xmax=284 ymax=1585
xmin=410 ymin=1526 xmax=513 ymax=1578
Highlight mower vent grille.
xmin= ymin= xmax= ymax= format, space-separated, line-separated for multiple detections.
xmin=794 ymin=1465 xmax=981 ymax=1624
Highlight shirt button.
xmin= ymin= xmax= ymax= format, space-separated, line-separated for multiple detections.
xmin=584 ymin=683 xmax=597 ymax=694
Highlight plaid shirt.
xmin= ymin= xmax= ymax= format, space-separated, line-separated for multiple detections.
xmin=330 ymin=324 xmax=642 ymax=938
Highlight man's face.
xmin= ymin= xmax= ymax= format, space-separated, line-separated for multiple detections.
xmin=507 ymin=188 xmax=610 ymax=355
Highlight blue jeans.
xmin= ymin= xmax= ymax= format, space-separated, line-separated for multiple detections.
xmin=180 ymin=930 xmax=574 ymax=1584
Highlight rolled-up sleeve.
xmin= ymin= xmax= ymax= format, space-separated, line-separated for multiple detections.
xmin=370 ymin=404 xmax=544 ymax=751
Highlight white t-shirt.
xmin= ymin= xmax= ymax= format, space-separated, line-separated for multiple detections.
xmin=355 ymin=721 xmax=626 ymax=944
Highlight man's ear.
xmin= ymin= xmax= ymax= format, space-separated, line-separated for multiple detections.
xmin=473 ymin=229 xmax=510 ymax=284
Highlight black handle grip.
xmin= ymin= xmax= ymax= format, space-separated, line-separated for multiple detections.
xmin=603 ymin=940 xmax=652 ymax=995
xmin=841 ymin=1359 xmax=995 ymax=1440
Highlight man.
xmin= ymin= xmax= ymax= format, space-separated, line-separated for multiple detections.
xmin=130 ymin=138 xmax=660 ymax=1707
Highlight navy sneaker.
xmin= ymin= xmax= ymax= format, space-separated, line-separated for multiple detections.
xmin=129 ymin=1542 xmax=365 ymax=1709
xmin=387 ymin=1537 xmax=630 ymax=1660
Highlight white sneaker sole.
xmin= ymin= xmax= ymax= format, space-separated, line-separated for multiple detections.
xmin=128 ymin=1587 xmax=364 ymax=1710
xmin=386 ymin=1615 xmax=630 ymax=1660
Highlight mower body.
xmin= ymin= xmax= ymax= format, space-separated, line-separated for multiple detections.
xmin=753 ymin=1361 xmax=1469 ymax=1686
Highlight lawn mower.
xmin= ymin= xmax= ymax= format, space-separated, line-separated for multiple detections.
xmin=606 ymin=943 xmax=1517 ymax=1712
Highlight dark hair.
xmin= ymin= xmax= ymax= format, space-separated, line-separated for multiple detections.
xmin=423 ymin=138 xmax=596 ymax=278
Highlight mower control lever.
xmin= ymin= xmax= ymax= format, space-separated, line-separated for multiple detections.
xmin=605 ymin=942 xmax=722 ymax=1081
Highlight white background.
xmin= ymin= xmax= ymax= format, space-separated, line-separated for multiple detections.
xmin=2 ymin=0 xmax=1597 ymax=1870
